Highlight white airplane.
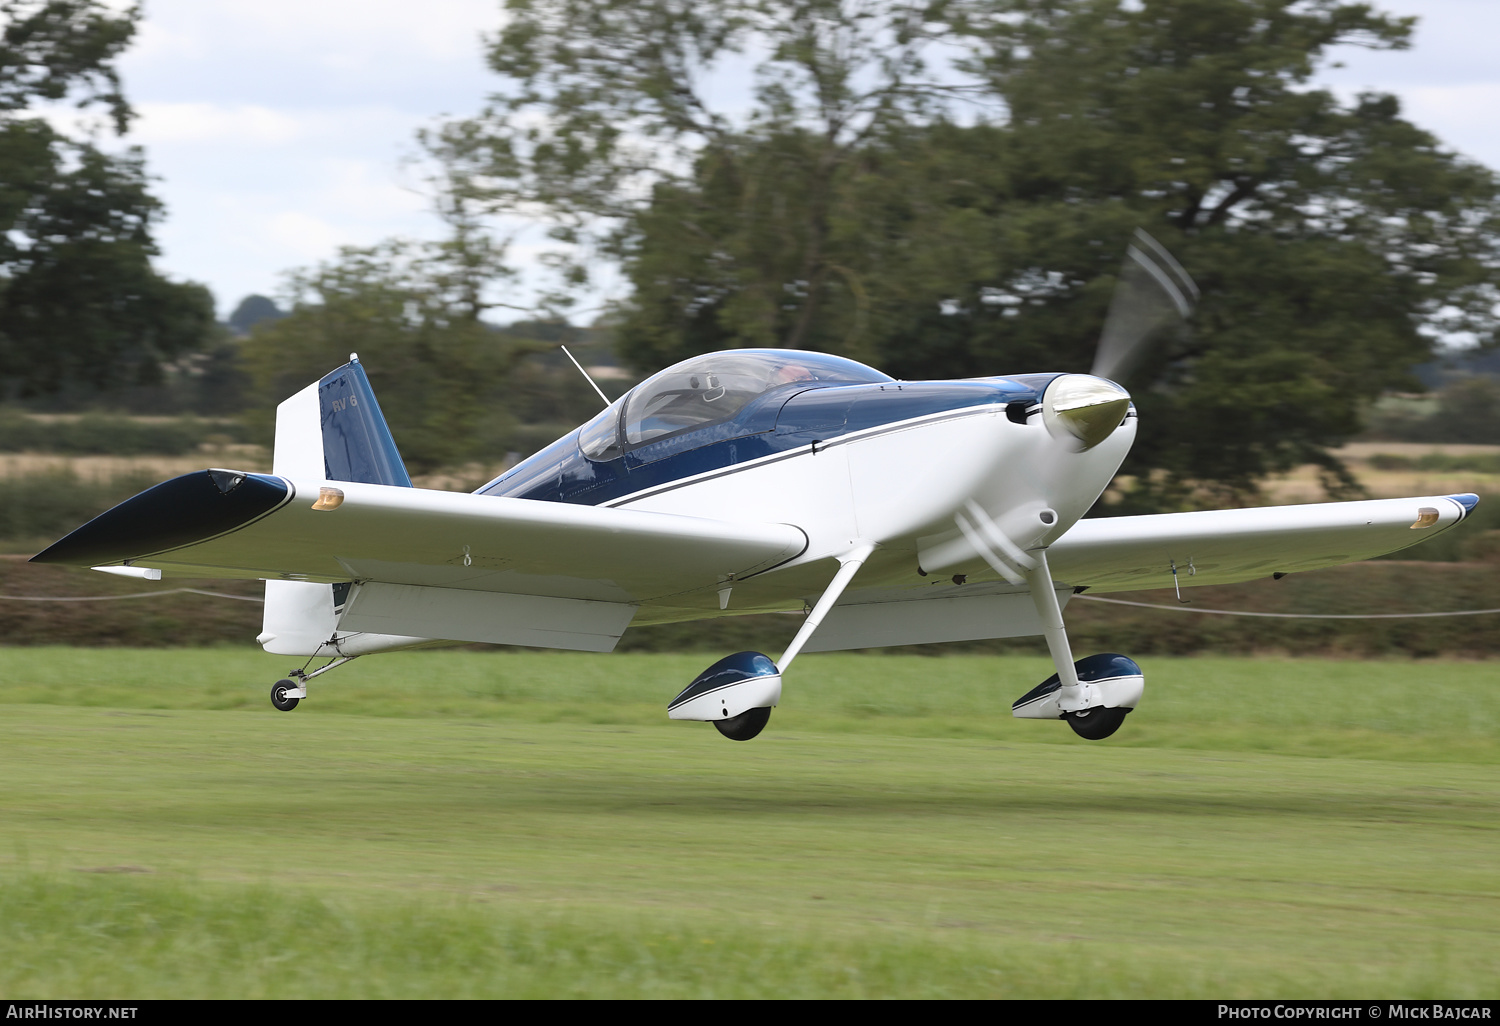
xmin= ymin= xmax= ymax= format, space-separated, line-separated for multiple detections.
xmin=33 ymin=235 xmax=1478 ymax=741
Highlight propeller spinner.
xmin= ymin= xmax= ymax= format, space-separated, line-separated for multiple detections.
xmin=1042 ymin=374 xmax=1132 ymax=451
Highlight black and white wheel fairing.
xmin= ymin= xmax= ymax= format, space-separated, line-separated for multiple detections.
xmin=1012 ymin=653 xmax=1144 ymax=739
xmin=669 ymin=651 xmax=781 ymax=740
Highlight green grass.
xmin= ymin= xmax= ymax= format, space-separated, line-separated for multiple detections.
xmin=3 ymin=648 xmax=1495 ymax=760
xmin=0 ymin=649 xmax=1496 ymax=997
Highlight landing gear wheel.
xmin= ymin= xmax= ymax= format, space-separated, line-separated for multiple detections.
xmin=271 ymin=679 xmax=300 ymax=712
xmin=714 ymin=706 xmax=771 ymax=741
xmin=1066 ymin=705 xmax=1128 ymax=740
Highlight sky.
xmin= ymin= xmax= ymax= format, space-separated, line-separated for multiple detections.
xmin=96 ymin=0 xmax=1500 ymax=321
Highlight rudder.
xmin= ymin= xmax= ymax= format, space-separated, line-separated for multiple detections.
xmin=273 ymin=356 xmax=413 ymax=486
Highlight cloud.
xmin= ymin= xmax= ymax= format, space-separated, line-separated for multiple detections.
xmin=310 ymin=157 xmax=431 ymax=219
xmin=123 ymin=0 xmax=499 ymax=107
xmin=131 ymin=103 xmax=308 ymax=145
xmin=1401 ymin=83 xmax=1500 ymax=167
xmin=119 ymin=0 xmax=1500 ymax=321
xmin=265 ymin=211 xmax=349 ymax=262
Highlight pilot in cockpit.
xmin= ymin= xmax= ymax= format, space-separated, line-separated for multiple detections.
xmin=771 ymin=361 xmax=816 ymax=386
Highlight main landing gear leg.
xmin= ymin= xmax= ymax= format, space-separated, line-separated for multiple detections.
xmin=777 ymin=542 xmax=876 ymax=675
xmin=669 ymin=542 xmax=876 ymax=741
xmin=1011 ymin=551 xmax=1143 ymax=739
xmin=268 ymin=654 xmax=357 ymax=712
xmin=1026 ymin=551 xmax=1085 ymax=710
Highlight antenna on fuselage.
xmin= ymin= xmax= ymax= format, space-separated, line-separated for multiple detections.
xmin=560 ymin=344 xmax=611 ymax=409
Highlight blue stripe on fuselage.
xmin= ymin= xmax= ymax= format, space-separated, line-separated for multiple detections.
xmin=477 ymin=375 xmax=1060 ymax=507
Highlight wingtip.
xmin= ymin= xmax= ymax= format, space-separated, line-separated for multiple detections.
xmin=30 ymin=470 xmax=291 ymax=568
xmin=1448 ymin=493 xmax=1481 ymax=516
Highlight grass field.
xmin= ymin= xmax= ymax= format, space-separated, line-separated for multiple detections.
xmin=1 ymin=648 xmax=1496 ymax=998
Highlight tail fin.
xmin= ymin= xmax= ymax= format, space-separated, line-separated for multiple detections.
xmin=264 ymin=357 xmax=418 ymax=657
xmin=273 ymin=356 xmax=413 ymax=486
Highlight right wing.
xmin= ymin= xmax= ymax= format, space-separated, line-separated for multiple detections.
xmin=33 ymin=470 xmax=807 ymax=601
xmin=32 ymin=469 xmax=808 ymax=651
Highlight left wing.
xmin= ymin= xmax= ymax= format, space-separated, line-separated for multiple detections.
xmin=803 ymin=493 xmax=1477 ymax=652
xmin=1045 ymin=493 xmax=1478 ymax=592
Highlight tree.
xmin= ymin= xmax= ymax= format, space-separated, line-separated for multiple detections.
xmin=430 ymin=0 xmax=974 ymax=347
xmin=935 ymin=0 xmax=1500 ymax=507
xmin=227 ymin=295 xmax=286 ymax=336
xmin=240 ymin=241 xmax=606 ymax=473
xmin=0 ymin=1 xmax=216 ymax=401
xmin=615 ymin=117 xmax=1011 ymax=370
xmin=443 ymin=0 xmax=1500 ymax=508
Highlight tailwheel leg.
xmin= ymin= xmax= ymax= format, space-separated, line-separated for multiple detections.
xmin=268 ymin=655 xmax=357 ymax=712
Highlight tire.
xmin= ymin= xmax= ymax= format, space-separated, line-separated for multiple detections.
xmin=271 ymin=679 xmax=300 ymax=712
xmin=1066 ymin=705 xmax=1128 ymax=740
xmin=713 ymin=706 xmax=771 ymax=741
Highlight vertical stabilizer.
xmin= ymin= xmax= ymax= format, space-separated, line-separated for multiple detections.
xmin=272 ymin=379 xmax=323 ymax=481
xmin=264 ymin=358 xmax=417 ymax=657
xmin=272 ymin=357 xmax=413 ymax=487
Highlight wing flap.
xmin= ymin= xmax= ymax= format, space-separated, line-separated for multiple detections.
xmin=338 ymin=582 xmax=636 ymax=651
xmin=804 ymin=585 xmax=1072 ymax=652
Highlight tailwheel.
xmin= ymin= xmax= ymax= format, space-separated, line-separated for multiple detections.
xmin=1066 ymin=705 xmax=1128 ymax=740
xmin=270 ymin=679 xmax=300 ymax=712
xmin=714 ymin=706 xmax=771 ymax=741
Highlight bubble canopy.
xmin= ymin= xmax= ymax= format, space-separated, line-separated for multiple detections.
xmin=578 ymin=349 xmax=893 ymax=460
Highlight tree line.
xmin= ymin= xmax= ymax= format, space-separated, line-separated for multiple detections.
xmin=4 ymin=1 xmax=1499 ymax=506
xmin=432 ymin=0 xmax=1500 ymax=508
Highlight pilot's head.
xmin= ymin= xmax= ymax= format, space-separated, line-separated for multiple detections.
xmin=773 ymin=363 xmax=815 ymax=385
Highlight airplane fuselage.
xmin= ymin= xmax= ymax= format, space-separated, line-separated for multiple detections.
xmin=477 ymin=357 xmax=1136 ymax=623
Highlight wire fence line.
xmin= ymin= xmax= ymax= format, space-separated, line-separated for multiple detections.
xmin=1073 ymin=594 xmax=1500 ymax=619
xmin=0 ymin=587 xmax=264 ymax=604
xmin=0 ymin=587 xmax=1498 ymax=619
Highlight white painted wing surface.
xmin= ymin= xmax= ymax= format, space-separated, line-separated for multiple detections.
xmin=1045 ymin=494 xmax=1475 ymax=593
xmin=800 ymin=493 xmax=1475 ymax=652
xmin=133 ymin=478 xmax=808 ymax=605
